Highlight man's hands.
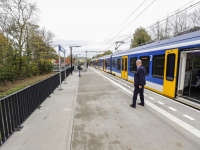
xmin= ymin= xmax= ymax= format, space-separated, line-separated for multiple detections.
xmin=139 ymin=85 xmax=142 ymax=89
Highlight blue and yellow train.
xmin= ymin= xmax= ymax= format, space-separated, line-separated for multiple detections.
xmin=91 ymin=29 xmax=200 ymax=102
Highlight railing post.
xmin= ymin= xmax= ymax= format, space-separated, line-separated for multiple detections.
xmin=0 ymin=103 xmax=6 ymax=144
xmin=0 ymin=70 xmax=70 ymax=144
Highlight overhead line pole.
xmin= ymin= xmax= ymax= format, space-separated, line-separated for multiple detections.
xmin=70 ymin=46 xmax=81 ymax=75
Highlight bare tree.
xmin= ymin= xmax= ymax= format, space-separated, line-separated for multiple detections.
xmin=189 ymin=8 xmax=200 ymax=27
xmin=195 ymin=8 xmax=200 ymax=25
xmin=1 ymin=0 xmax=39 ymax=75
xmin=164 ymin=16 xmax=171 ymax=38
xmin=178 ymin=10 xmax=190 ymax=31
xmin=40 ymin=28 xmax=54 ymax=47
xmin=0 ymin=14 xmax=12 ymax=41
xmin=40 ymin=28 xmax=55 ymax=59
xmin=170 ymin=11 xmax=180 ymax=35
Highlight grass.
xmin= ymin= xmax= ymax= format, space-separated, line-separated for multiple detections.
xmin=0 ymin=72 xmax=57 ymax=99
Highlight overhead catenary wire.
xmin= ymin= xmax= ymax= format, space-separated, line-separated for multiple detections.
xmin=93 ymin=0 xmax=200 ymax=57
xmin=146 ymin=0 xmax=199 ymax=30
xmin=99 ymin=0 xmax=156 ymax=51
xmin=93 ymin=0 xmax=147 ymax=51
xmin=102 ymin=0 xmax=200 ymax=52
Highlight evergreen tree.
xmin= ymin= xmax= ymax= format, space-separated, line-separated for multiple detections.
xmin=130 ymin=27 xmax=151 ymax=48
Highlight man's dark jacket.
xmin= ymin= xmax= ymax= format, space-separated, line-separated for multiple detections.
xmin=134 ymin=65 xmax=146 ymax=87
xmin=78 ymin=65 xmax=82 ymax=70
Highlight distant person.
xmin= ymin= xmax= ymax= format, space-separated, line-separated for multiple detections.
xmin=130 ymin=59 xmax=146 ymax=108
xmin=78 ymin=64 xmax=82 ymax=77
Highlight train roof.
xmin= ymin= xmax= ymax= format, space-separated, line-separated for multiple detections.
xmin=113 ymin=30 xmax=200 ymax=57
xmin=101 ymin=54 xmax=112 ymax=59
xmin=91 ymin=54 xmax=112 ymax=61
xmin=91 ymin=29 xmax=200 ymax=61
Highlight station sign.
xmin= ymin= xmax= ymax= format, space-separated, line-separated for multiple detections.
xmin=59 ymin=45 xmax=66 ymax=54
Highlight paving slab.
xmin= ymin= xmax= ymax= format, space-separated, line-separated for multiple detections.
xmin=71 ymin=68 xmax=200 ymax=150
xmin=1 ymin=68 xmax=200 ymax=150
xmin=1 ymin=74 xmax=79 ymax=150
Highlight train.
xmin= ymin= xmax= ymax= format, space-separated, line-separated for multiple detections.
xmin=90 ymin=29 xmax=200 ymax=102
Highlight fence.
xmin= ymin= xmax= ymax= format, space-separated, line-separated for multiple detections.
xmin=0 ymin=66 xmax=74 ymax=146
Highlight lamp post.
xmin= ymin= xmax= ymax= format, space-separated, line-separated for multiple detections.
xmin=70 ymin=46 xmax=81 ymax=75
xmin=86 ymin=51 xmax=87 ymax=71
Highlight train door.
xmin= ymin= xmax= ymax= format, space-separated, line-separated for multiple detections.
xmin=103 ymin=59 xmax=104 ymax=71
xmin=177 ymin=50 xmax=200 ymax=101
xmin=163 ymin=49 xmax=179 ymax=98
xmin=98 ymin=60 xmax=100 ymax=69
xmin=121 ymin=56 xmax=128 ymax=79
xmin=104 ymin=59 xmax=106 ymax=72
xmin=110 ymin=55 xmax=112 ymax=73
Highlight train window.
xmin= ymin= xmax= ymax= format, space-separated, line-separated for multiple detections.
xmin=105 ymin=60 xmax=107 ymax=68
xmin=140 ymin=56 xmax=149 ymax=76
xmin=152 ymin=55 xmax=165 ymax=79
xmin=108 ymin=59 xmax=110 ymax=67
xmin=117 ymin=59 xmax=120 ymax=70
xmin=125 ymin=58 xmax=128 ymax=71
xmin=113 ymin=59 xmax=115 ymax=67
xmin=166 ymin=54 xmax=176 ymax=81
xmin=130 ymin=57 xmax=137 ymax=73
xmin=122 ymin=58 xmax=124 ymax=71
xmin=193 ymin=55 xmax=200 ymax=70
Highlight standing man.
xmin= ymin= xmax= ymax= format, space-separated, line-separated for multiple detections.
xmin=130 ymin=59 xmax=146 ymax=108
xmin=78 ymin=64 xmax=82 ymax=77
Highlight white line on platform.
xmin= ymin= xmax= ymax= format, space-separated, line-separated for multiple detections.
xmin=90 ymin=67 xmax=200 ymax=139
xmin=158 ymin=101 xmax=164 ymax=105
xmin=183 ymin=115 xmax=195 ymax=120
xmin=143 ymin=88 xmax=200 ymax=114
xmin=93 ymin=69 xmax=200 ymax=124
xmin=168 ymin=107 xmax=177 ymax=111
xmin=149 ymin=97 xmax=154 ymax=100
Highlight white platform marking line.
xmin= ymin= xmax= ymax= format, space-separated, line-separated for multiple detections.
xmin=183 ymin=115 xmax=195 ymax=121
xmin=90 ymin=67 xmax=200 ymax=139
xmin=158 ymin=101 xmax=164 ymax=105
xmin=149 ymin=97 xmax=154 ymax=100
xmin=168 ymin=107 xmax=177 ymax=111
xmin=143 ymin=88 xmax=200 ymax=114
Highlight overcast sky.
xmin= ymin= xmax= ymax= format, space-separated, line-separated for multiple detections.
xmin=35 ymin=0 xmax=199 ymax=58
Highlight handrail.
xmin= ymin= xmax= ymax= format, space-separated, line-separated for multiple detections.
xmin=0 ymin=66 xmax=74 ymax=146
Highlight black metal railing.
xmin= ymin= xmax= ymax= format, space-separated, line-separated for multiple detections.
xmin=0 ymin=67 xmax=74 ymax=146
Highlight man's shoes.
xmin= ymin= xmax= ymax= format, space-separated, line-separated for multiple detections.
xmin=79 ymin=76 xmax=81 ymax=77
xmin=137 ymin=103 xmax=144 ymax=106
xmin=130 ymin=104 xmax=136 ymax=108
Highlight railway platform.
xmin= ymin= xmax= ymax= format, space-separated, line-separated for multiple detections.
xmin=1 ymin=67 xmax=200 ymax=150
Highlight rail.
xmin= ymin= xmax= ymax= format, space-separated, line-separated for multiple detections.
xmin=0 ymin=66 xmax=74 ymax=146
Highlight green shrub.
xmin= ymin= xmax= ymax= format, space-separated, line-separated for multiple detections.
xmin=32 ymin=65 xmax=39 ymax=76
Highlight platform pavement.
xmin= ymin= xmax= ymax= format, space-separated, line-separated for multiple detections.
xmin=1 ymin=73 xmax=79 ymax=150
xmin=72 ymin=68 xmax=200 ymax=150
xmin=1 ymin=68 xmax=200 ymax=150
